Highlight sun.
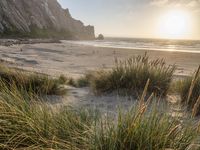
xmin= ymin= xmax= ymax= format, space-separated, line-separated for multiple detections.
xmin=158 ymin=9 xmax=191 ymax=39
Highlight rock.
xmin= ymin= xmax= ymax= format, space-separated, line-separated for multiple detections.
xmin=0 ymin=0 xmax=95 ymax=40
xmin=96 ymin=34 xmax=104 ymax=40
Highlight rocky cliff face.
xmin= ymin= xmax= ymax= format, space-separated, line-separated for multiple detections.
xmin=0 ymin=0 xmax=95 ymax=40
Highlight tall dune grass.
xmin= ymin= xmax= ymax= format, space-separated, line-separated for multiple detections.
xmin=180 ymin=66 xmax=200 ymax=117
xmin=0 ymin=82 xmax=95 ymax=149
xmin=0 ymin=80 xmax=198 ymax=149
xmin=94 ymin=107 xmax=197 ymax=150
xmin=88 ymin=54 xmax=175 ymax=96
xmin=93 ymin=84 xmax=198 ymax=150
xmin=0 ymin=64 xmax=66 ymax=95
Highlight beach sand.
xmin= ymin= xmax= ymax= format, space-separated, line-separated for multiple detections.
xmin=0 ymin=41 xmax=200 ymax=78
xmin=0 ymin=40 xmax=199 ymax=115
xmin=0 ymin=40 xmax=199 ymax=78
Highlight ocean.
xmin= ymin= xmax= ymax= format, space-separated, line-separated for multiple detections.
xmin=67 ymin=37 xmax=200 ymax=53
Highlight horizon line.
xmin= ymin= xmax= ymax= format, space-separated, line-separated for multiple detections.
xmin=100 ymin=35 xmax=200 ymax=41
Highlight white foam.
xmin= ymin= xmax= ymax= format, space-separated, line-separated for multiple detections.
xmin=64 ymin=39 xmax=200 ymax=54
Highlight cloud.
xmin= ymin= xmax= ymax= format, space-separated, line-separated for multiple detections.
xmin=150 ymin=0 xmax=200 ymax=9
xmin=150 ymin=0 xmax=168 ymax=6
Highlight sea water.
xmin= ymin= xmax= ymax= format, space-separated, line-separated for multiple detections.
xmin=67 ymin=37 xmax=200 ymax=53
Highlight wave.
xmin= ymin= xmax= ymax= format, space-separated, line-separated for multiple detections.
xmin=65 ymin=38 xmax=200 ymax=54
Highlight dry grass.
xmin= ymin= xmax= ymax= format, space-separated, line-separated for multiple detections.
xmin=0 ymin=64 xmax=67 ymax=95
xmin=180 ymin=66 xmax=200 ymax=117
xmin=87 ymin=54 xmax=175 ymax=97
xmin=0 ymin=80 xmax=198 ymax=149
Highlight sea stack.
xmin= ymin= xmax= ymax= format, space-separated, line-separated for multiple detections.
xmin=96 ymin=34 xmax=104 ymax=40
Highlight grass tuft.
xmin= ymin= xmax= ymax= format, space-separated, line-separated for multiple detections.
xmin=65 ymin=75 xmax=90 ymax=88
xmin=94 ymin=105 xmax=197 ymax=150
xmin=180 ymin=66 xmax=200 ymax=116
xmin=0 ymin=64 xmax=66 ymax=95
xmin=76 ymin=75 xmax=90 ymax=87
xmin=0 ymin=79 xmax=198 ymax=149
xmin=58 ymin=74 xmax=68 ymax=84
xmin=88 ymin=53 xmax=175 ymax=96
xmin=0 ymin=82 xmax=95 ymax=149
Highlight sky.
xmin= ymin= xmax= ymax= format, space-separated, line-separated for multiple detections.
xmin=58 ymin=0 xmax=200 ymax=40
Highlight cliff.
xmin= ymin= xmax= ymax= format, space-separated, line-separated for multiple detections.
xmin=0 ymin=0 xmax=95 ymax=40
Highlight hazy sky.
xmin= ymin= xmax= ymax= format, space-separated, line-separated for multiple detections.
xmin=58 ymin=0 xmax=200 ymax=40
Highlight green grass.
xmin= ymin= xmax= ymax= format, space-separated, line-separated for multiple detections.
xmin=58 ymin=74 xmax=68 ymax=84
xmin=94 ymin=106 xmax=197 ymax=150
xmin=0 ymin=56 xmax=198 ymax=149
xmin=0 ymin=82 xmax=95 ymax=149
xmin=0 ymin=65 xmax=66 ymax=95
xmin=88 ymin=54 xmax=175 ymax=96
xmin=76 ymin=74 xmax=91 ymax=87
xmin=0 ymin=79 xmax=198 ymax=149
xmin=65 ymin=75 xmax=90 ymax=88
xmin=179 ymin=66 xmax=200 ymax=117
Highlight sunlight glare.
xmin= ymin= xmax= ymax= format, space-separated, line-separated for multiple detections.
xmin=158 ymin=9 xmax=191 ymax=39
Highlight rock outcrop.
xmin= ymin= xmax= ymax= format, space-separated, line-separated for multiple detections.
xmin=96 ymin=34 xmax=104 ymax=40
xmin=0 ymin=0 xmax=95 ymax=40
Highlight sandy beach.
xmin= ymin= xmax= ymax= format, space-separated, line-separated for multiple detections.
xmin=1 ymin=0 xmax=200 ymax=148
xmin=0 ymin=40 xmax=198 ymax=115
xmin=0 ymin=40 xmax=199 ymax=78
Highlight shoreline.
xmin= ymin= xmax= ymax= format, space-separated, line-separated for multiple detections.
xmin=0 ymin=40 xmax=199 ymax=78
xmin=90 ymin=45 xmax=200 ymax=54
xmin=0 ymin=38 xmax=60 ymax=46
xmin=65 ymin=39 xmax=200 ymax=54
